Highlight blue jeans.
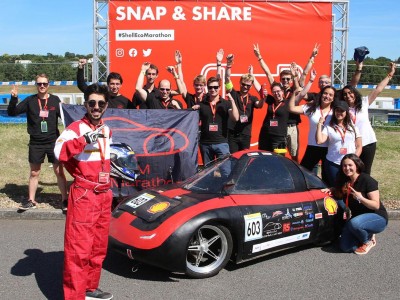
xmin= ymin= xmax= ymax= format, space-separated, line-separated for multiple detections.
xmin=323 ymin=159 xmax=340 ymax=187
xmin=339 ymin=213 xmax=387 ymax=252
xmin=200 ymin=143 xmax=230 ymax=165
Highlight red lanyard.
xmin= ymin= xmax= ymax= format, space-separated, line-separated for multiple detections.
xmin=210 ymin=101 xmax=217 ymax=122
xmin=349 ymin=110 xmax=356 ymax=124
xmin=272 ymin=101 xmax=283 ymax=119
xmin=161 ymin=100 xmax=171 ymax=109
xmin=38 ymin=96 xmax=48 ymax=120
xmin=318 ymin=106 xmax=331 ymax=125
xmin=195 ymin=94 xmax=203 ymax=104
xmin=240 ymin=94 xmax=248 ymax=113
xmin=334 ymin=125 xmax=347 ymax=144
xmin=345 ymin=181 xmax=353 ymax=207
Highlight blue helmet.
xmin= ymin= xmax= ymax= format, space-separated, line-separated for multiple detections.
xmin=110 ymin=143 xmax=139 ymax=182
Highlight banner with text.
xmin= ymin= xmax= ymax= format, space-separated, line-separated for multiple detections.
xmin=108 ymin=0 xmax=333 ymax=158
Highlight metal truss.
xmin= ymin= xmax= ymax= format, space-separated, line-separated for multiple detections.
xmin=92 ymin=0 xmax=349 ymax=86
xmin=332 ymin=0 xmax=349 ymax=88
xmin=93 ymin=0 xmax=109 ymax=82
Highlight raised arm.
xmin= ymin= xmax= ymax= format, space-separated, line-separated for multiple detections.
xmin=288 ymin=89 xmax=306 ymax=115
xmin=135 ymin=62 xmax=151 ymax=101
xmin=296 ymin=68 xmax=317 ymax=102
xmin=248 ymin=65 xmax=264 ymax=108
xmin=77 ymin=58 xmax=88 ymax=93
xmin=226 ymin=93 xmax=239 ymax=121
xmin=290 ymin=62 xmax=301 ymax=92
xmin=253 ymin=43 xmax=274 ymax=85
xmin=299 ymin=43 xmax=320 ymax=87
xmin=224 ymin=53 xmax=234 ymax=93
xmin=349 ymin=59 xmax=363 ymax=87
xmin=368 ymin=62 xmax=396 ymax=105
xmin=315 ymin=116 xmax=328 ymax=144
xmin=216 ymin=49 xmax=224 ymax=81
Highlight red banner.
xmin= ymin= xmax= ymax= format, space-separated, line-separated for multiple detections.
xmin=108 ymin=0 xmax=333 ymax=158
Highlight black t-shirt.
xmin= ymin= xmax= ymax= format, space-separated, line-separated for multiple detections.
xmin=199 ymin=97 xmax=232 ymax=144
xmin=348 ymin=173 xmax=388 ymax=222
xmin=227 ymin=89 xmax=259 ymax=136
xmin=260 ymin=95 xmax=290 ymax=137
xmin=184 ymin=92 xmax=205 ymax=108
xmin=283 ymin=88 xmax=301 ymax=125
xmin=132 ymin=88 xmax=159 ymax=109
xmin=108 ymin=94 xmax=133 ymax=109
xmin=146 ymin=93 xmax=183 ymax=109
xmin=8 ymin=94 xmax=61 ymax=144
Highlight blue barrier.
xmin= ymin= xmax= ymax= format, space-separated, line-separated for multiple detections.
xmin=394 ymin=98 xmax=400 ymax=110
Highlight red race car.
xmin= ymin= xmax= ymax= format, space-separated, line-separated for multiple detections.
xmin=109 ymin=150 xmax=343 ymax=278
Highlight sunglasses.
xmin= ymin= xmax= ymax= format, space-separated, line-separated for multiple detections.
xmin=159 ymin=88 xmax=171 ymax=91
xmin=87 ymin=100 xmax=107 ymax=108
xmin=194 ymin=84 xmax=205 ymax=87
xmin=241 ymin=83 xmax=252 ymax=89
xmin=36 ymin=82 xmax=49 ymax=87
xmin=281 ymin=77 xmax=292 ymax=82
xmin=207 ymin=86 xmax=220 ymax=90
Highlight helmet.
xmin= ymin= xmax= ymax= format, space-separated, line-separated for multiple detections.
xmin=110 ymin=143 xmax=139 ymax=182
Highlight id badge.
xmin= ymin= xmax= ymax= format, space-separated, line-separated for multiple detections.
xmin=270 ymin=120 xmax=278 ymax=127
xmin=209 ymin=124 xmax=218 ymax=132
xmin=41 ymin=121 xmax=48 ymax=133
xmin=99 ymin=172 xmax=110 ymax=183
xmin=39 ymin=110 xmax=49 ymax=118
xmin=240 ymin=114 xmax=248 ymax=123
xmin=339 ymin=147 xmax=348 ymax=155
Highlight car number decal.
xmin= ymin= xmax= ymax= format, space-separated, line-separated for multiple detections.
xmin=125 ymin=193 xmax=155 ymax=209
xmin=244 ymin=213 xmax=263 ymax=242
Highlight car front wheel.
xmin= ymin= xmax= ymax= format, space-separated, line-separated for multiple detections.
xmin=186 ymin=224 xmax=233 ymax=279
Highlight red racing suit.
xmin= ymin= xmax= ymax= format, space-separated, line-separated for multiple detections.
xmin=54 ymin=115 xmax=112 ymax=300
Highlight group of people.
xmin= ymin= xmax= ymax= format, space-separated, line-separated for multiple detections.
xmin=7 ymin=43 xmax=394 ymax=299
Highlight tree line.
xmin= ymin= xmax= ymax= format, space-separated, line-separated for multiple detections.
xmin=0 ymin=52 xmax=398 ymax=85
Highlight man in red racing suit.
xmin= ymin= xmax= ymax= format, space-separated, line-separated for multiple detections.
xmin=54 ymin=84 xmax=114 ymax=300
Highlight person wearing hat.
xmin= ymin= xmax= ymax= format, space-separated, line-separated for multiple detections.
xmin=316 ymin=100 xmax=362 ymax=187
xmin=339 ymin=62 xmax=396 ymax=175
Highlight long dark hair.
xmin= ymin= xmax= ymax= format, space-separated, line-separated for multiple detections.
xmin=305 ymin=85 xmax=336 ymax=115
xmin=340 ymin=85 xmax=363 ymax=112
xmin=333 ymin=154 xmax=365 ymax=198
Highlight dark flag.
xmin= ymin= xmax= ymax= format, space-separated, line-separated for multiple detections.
xmin=61 ymin=105 xmax=199 ymax=193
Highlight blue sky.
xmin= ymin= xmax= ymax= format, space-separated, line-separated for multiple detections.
xmin=1 ymin=0 xmax=399 ymax=60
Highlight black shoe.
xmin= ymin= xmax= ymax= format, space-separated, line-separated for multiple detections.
xmin=62 ymin=200 xmax=68 ymax=212
xmin=86 ymin=288 xmax=113 ymax=300
xmin=18 ymin=200 xmax=37 ymax=211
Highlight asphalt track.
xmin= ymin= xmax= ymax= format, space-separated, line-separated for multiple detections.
xmin=1 ymin=219 xmax=399 ymax=299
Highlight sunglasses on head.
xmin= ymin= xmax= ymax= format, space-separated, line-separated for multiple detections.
xmin=36 ymin=82 xmax=49 ymax=87
xmin=87 ymin=100 xmax=107 ymax=108
xmin=241 ymin=83 xmax=252 ymax=89
xmin=159 ymin=88 xmax=171 ymax=91
xmin=207 ymin=86 xmax=220 ymax=90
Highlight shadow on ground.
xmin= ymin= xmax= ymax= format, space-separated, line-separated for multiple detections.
xmin=11 ymin=248 xmax=64 ymax=300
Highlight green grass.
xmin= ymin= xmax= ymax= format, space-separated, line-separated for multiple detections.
xmin=0 ymin=124 xmax=398 ymax=207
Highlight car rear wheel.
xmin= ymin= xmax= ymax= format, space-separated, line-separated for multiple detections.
xmin=186 ymin=224 xmax=233 ymax=279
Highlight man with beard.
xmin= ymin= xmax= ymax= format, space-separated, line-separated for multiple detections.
xmin=54 ymin=84 xmax=113 ymax=300
xmin=77 ymin=58 xmax=133 ymax=109
xmin=135 ymin=62 xmax=183 ymax=109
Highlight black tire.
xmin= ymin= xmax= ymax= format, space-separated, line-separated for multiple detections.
xmin=185 ymin=224 xmax=233 ymax=279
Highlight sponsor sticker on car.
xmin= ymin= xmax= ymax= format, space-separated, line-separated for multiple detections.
xmin=125 ymin=193 xmax=156 ymax=209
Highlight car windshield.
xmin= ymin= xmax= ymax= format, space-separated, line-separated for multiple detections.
xmin=183 ymin=156 xmax=237 ymax=193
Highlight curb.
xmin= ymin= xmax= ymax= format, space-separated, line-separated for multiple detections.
xmin=0 ymin=208 xmax=399 ymax=220
xmin=0 ymin=208 xmax=66 ymax=220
